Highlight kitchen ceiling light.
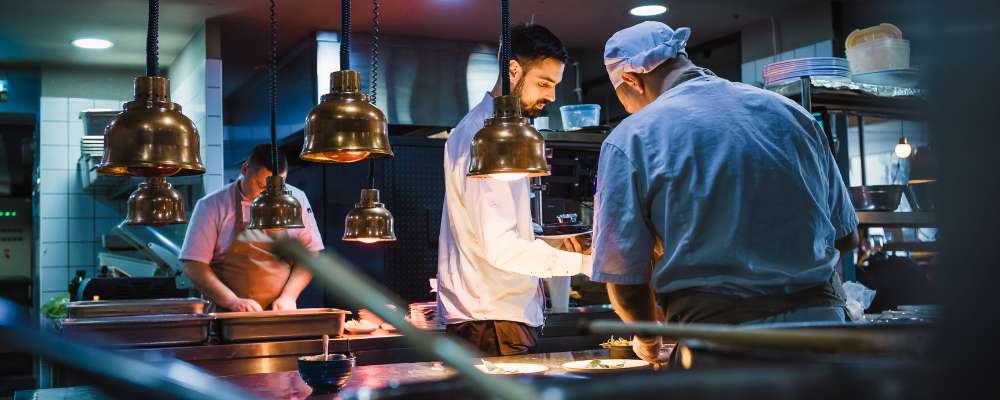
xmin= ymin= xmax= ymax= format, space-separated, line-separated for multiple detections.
xmin=629 ymin=5 xmax=668 ymax=16
xmin=248 ymin=0 xmax=305 ymax=230
xmin=301 ymin=0 xmax=392 ymax=163
xmin=124 ymin=178 xmax=187 ymax=226
xmin=895 ymin=137 xmax=912 ymax=158
xmin=343 ymin=189 xmax=396 ymax=243
xmin=467 ymin=0 xmax=550 ymax=180
xmin=72 ymin=39 xmax=113 ymax=49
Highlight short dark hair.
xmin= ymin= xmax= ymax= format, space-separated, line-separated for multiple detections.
xmin=245 ymin=143 xmax=288 ymax=174
xmin=510 ymin=22 xmax=570 ymax=68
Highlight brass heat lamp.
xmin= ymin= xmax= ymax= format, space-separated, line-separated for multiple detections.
xmin=98 ymin=75 xmax=205 ymax=178
xmin=124 ymin=178 xmax=187 ymax=226
xmin=301 ymin=70 xmax=393 ymax=163
xmin=343 ymin=189 xmax=396 ymax=243
xmin=248 ymin=176 xmax=305 ymax=230
xmin=467 ymin=95 xmax=550 ymax=180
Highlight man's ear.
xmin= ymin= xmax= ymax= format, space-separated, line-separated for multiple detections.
xmin=240 ymin=162 xmax=248 ymax=177
xmin=509 ymin=59 xmax=523 ymax=87
xmin=621 ymin=72 xmax=645 ymax=95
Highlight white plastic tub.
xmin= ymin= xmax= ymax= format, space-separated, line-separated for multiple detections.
xmin=559 ymin=104 xmax=601 ymax=130
xmin=846 ymin=38 xmax=910 ymax=74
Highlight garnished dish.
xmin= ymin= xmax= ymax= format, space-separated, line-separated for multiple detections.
xmin=344 ymin=319 xmax=379 ymax=334
xmin=600 ymin=336 xmax=633 ymax=348
xmin=299 ymin=354 xmax=349 ymax=362
xmin=475 ymin=360 xmax=549 ymax=375
xmin=561 ymin=359 xmax=650 ymax=374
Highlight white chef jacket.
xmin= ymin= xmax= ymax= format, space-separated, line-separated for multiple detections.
xmin=590 ymin=75 xmax=858 ymax=299
xmin=437 ymin=93 xmax=587 ymax=327
xmin=179 ymin=180 xmax=324 ymax=265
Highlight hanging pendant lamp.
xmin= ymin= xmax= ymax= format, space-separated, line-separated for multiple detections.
xmin=99 ymin=0 xmax=205 ymax=178
xmin=248 ymin=0 xmax=305 ymax=231
xmin=124 ymin=178 xmax=187 ymax=226
xmin=467 ymin=0 xmax=549 ymax=180
xmin=301 ymin=0 xmax=392 ymax=163
xmin=343 ymin=0 xmax=395 ymax=243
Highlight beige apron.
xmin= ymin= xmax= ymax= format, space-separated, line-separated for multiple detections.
xmin=208 ymin=181 xmax=293 ymax=311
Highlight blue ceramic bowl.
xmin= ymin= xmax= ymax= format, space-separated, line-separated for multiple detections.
xmin=297 ymin=354 xmax=356 ymax=394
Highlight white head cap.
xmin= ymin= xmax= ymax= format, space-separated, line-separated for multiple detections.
xmin=604 ymin=22 xmax=691 ymax=88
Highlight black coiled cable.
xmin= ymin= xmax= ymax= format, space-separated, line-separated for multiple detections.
xmin=500 ymin=0 xmax=510 ymax=96
xmin=371 ymin=0 xmax=379 ymax=105
xmin=269 ymin=0 xmax=278 ymax=176
xmin=341 ymin=0 xmax=351 ymax=71
xmin=146 ymin=0 xmax=159 ymax=77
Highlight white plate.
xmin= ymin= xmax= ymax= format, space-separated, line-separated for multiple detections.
xmin=475 ymin=363 xmax=549 ymax=375
xmin=344 ymin=325 xmax=378 ymax=334
xmin=851 ymin=68 xmax=922 ymax=88
xmin=536 ymin=231 xmax=591 ymax=240
xmin=562 ymin=359 xmax=650 ymax=374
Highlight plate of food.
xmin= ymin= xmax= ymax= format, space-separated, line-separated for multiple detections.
xmin=562 ymin=359 xmax=649 ymax=374
xmin=600 ymin=336 xmax=639 ymax=359
xmin=344 ymin=319 xmax=379 ymax=334
xmin=475 ymin=360 xmax=549 ymax=375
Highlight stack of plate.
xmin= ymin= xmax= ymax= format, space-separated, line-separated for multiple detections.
xmin=407 ymin=302 xmax=445 ymax=331
xmin=763 ymin=57 xmax=852 ymax=87
xmin=81 ymin=135 xmax=105 ymax=159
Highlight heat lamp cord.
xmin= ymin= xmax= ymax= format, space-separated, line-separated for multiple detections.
xmin=146 ymin=0 xmax=159 ymax=77
xmin=371 ymin=0 xmax=379 ymax=105
xmin=269 ymin=0 xmax=278 ymax=176
xmin=341 ymin=0 xmax=351 ymax=71
xmin=500 ymin=0 xmax=511 ymax=96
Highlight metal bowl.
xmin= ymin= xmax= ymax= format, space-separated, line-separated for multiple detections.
xmin=847 ymin=185 xmax=906 ymax=211
xmin=904 ymin=182 xmax=935 ymax=211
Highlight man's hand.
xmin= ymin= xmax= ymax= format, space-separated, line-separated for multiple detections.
xmin=271 ymin=295 xmax=298 ymax=311
xmin=633 ymin=335 xmax=669 ymax=363
xmin=562 ymin=237 xmax=592 ymax=255
xmin=225 ymin=298 xmax=263 ymax=312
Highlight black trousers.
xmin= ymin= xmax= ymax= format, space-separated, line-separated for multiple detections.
xmin=445 ymin=320 xmax=542 ymax=356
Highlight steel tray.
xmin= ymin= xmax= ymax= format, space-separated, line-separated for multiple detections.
xmin=66 ymin=298 xmax=210 ymax=318
xmin=62 ymin=314 xmax=215 ymax=348
xmin=211 ymin=308 xmax=350 ymax=343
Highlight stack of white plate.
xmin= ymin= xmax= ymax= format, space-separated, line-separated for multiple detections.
xmin=763 ymin=57 xmax=852 ymax=87
xmin=81 ymin=135 xmax=105 ymax=158
xmin=408 ymin=302 xmax=445 ymax=331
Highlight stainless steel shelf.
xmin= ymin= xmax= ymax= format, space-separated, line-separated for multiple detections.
xmin=856 ymin=211 xmax=937 ymax=227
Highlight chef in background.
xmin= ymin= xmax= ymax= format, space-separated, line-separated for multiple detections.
xmin=180 ymin=144 xmax=324 ymax=312
xmin=438 ymin=22 xmax=593 ymax=357
xmin=589 ymin=22 xmax=859 ymax=362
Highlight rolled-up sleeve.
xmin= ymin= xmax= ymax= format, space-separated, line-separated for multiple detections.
xmin=294 ymin=193 xmax=325 ymax=251
xmin=590 ymin=144 xmax=656 ymax=284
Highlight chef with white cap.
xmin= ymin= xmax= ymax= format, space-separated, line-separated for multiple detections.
xmin=589 ymin=22 xmax=860 ymax=362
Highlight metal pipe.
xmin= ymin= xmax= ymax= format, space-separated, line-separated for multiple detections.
xmin=859 ymin=116 xmax=867 ymax=185
xmin=273 ymin=239 xmax=542 ymax=400
xmin=799 ymin=76 xmax=811 ymax=111
xmin=532 ymin=177 xmax=544 ymax=224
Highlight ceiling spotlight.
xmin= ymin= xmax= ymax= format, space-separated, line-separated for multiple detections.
xmin=72 ymin=39 xmax=113 ymax=49
xmin=630 ymin=5 xmax=668 ymax=16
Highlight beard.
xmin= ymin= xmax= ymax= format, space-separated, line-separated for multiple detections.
xmin=512 ymin=77 xmax=549 ymax=118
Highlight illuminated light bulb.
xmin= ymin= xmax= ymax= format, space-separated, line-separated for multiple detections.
xmin=127 ymin=166 xmax=181 ymax=178
xmin=489 ymin=172 xmax=529 ymax=181
xmin=357 ymin=238 xmax=381 ymax=244
xmin=322 ymin=151 xmax=371 ymax=163
xmin=895 ymin=137 xmax=912 ymax=158
xmin=630 ymin=5 xmax=668 ymax=16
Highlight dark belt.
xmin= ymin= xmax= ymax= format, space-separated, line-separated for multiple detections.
xmin=661 ymin=274 xmax=848 ymax=325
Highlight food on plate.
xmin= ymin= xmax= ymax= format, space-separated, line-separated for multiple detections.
xmin=584 ymin=359 xmax=627 ymax=369
xmin=482 ymin=360 xmax=522 ymax=374
xmin=600 ymin=336 xmax=633 ymax=348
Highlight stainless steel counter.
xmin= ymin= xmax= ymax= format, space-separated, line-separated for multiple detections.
xmin=20 ymin=349 xmax=667 ymax=400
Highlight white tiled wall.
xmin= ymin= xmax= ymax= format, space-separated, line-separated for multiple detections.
xmin=171 ymin=58 xmax=225 ymax=194
xmin=740 ymin=40 xmax=835 ymax=85
xmin=37 ymin=96 xmax=132 ymax=303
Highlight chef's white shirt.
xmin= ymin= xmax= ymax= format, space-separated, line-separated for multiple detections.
xmin=437 ymin=93 xmax=588 ymax=327
xmin=179 ymin=181 xmax=324 ymax=265
xmin=590 ymin=75 xmax=858 ymax=298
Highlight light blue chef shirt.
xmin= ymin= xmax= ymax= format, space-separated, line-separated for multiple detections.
xmin=590 ymin=75 xmax=858 ymax=298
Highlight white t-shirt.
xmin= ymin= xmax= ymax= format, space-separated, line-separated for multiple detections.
xmin=179 ymin=181 xmax=324 ymax=265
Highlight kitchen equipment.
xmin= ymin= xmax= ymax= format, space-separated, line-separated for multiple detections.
xmin=905 ymin=181 xmax=936 ymax=211
xmin=65 ymin=298 xmax=209 ymax=319
xmin=845 ymin=23 xmax=903 ymax=48
xmin=549 ymin=276 xmax=571 ymax=313
xmin=876 ymin=305 xmax=941 ymax=324
xmin=561 ymin=359 xmax=649 ymax=374
xmin=408 ymin=302 xmax=445 ymax=331
xmin=211 ymin=308 xmax=350 ymax=343
xmin=847 ymin=185 xmax=906 ymax=211
xmin=297 ymin=354 xmax=356 ymax=394
xmin=541 ymin=214 xmax=592 ymax=236
xmin=846 ymin=38 xmax=910 ymax=74
xmin=763 ymin=58 xmax=852 ymax=87
xmin=852 ymin=68 xmax=922 ymax=87
xmin=560 ymin=105 xmax=601 ymax=130
xmin=76 ymin=276 xmax=189 ymax=301
xmin=61 ymin=314 xmax=215 ymax=348
xmin=474 ymin=362 xmax=549 ymax=375
xmin=607 ymin=344 xmax=640 ymax=360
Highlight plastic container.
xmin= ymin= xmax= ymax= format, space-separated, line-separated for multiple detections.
xmin=845 ymin=23 xmax=903 ymax=49
xmin=559 ymin=104 xmax=601 ymax=130
xmin=846 ymin=38 xmax=910 ymax=74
